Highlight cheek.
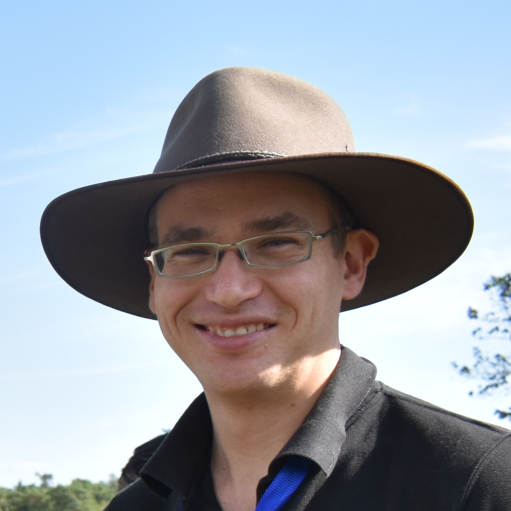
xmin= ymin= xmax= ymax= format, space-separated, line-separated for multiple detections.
xmin=152 ymin=280 xmax=196 ymax=330
xmin=152 ymin=283 xmax=200 ymax=366
xmin=300 ymin=260 xmax=344 ymax=320
xmin=268 ymin=262 xmax=341 ymax=320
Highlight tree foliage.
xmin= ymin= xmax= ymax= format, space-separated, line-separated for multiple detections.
xmin=454 ymin=273 xmax=511 ymax=420
xmin=0 ymin=474 xmax=116 ymax=511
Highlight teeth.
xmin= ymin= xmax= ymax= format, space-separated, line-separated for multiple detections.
xmin=206 ymin=323 xmax=269 ymax=337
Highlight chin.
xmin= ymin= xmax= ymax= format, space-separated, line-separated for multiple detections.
xmin=201 ymin=362 xmax=293 ymax=398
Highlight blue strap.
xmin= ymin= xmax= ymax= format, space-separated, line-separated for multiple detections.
xmin=178 ymin=456 xmax=312 ymax=511
xmin=255 ymin=457 xmax=313 ymax=511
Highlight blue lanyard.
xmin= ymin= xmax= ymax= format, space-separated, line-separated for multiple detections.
xmin=178 ymin=456 xmax=312 ymax=511
xmin=256 ymin=456 xmax=313 ymax=511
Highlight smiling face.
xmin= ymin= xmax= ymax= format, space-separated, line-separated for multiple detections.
xmin=148 ymin=172 xmax=376 ymax=397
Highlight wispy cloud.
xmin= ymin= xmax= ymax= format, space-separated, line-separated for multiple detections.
xmin=0 ymin=361 xmax=173 ymax=382
xmin=0 ymin=107 xmax=172 ymax=162
xmin=467 ymin=132 xmax=511 ymax=152
xmin=0 ymin=168 xmax=63 ymax=188
xmin=0 ymin=268 xmax=43 ymax=284
xmin=1 ymin=125 xmax=144 ymax=161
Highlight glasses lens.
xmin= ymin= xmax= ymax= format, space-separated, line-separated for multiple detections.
xmin=155 ymin=244 xmax=217 ymax=277
xmin=243 ymin=232 xmax=311 ymax=267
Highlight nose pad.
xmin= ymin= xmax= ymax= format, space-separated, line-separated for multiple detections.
xmin=217 ymin=248 xmax=244 ymax=263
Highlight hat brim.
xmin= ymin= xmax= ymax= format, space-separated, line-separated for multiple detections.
xmin=40 ymin=152 xmax=473 ymax=319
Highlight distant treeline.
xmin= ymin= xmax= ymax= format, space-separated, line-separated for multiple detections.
xmin=0 ymin=474 xmax=116 ymax=511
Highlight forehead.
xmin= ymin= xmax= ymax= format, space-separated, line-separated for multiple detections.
xmin=155 ymin=172 xmax=333 ymax=240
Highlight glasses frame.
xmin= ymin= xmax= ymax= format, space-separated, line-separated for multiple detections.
xmin=144 ymin=228 xmax=344 ymax=279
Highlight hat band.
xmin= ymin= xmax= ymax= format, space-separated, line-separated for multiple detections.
xmin=174 ymin=150 xmax=287 ymax=170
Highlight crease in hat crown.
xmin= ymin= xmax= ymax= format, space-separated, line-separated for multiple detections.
xmin=154 ymin=67 xmax=355 ymax=173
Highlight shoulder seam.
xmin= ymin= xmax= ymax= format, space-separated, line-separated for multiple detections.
xmin=381 ymin=384 xmax=509 ymax=431
xmin=458 ymin=432 xmax=511 ymax=511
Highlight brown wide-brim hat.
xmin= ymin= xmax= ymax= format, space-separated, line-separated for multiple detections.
xmin=41 ymin=67 xmax=473 ymax=319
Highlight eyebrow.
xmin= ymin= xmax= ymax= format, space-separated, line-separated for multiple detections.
xmin=159 ymin=226 xmax=213 ymax=246
xmin=159 ymin=213 xmax=312 ymax=247
xmin=243 ymin=213 xmax=312 ymax=233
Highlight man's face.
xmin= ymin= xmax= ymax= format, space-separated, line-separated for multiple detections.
xmin=149 ymin=173 xmax=357 ymax=395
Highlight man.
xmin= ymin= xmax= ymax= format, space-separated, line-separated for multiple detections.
xmin=41 ymin=67 xmax=511 ymax=510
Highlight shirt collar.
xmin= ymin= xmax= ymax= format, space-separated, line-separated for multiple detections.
xmin=140 ymin=346 xmax=377 ymax=500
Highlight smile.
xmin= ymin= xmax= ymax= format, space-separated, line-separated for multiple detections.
xmin=203 ymin=323 xmax=272 ymax=337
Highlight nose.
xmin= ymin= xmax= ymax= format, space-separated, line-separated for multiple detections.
xmin=203 ymin=248 xmax=263 ymax=308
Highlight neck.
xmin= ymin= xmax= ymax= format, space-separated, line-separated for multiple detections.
xmin=205 ymin=347 xmax=341 ymax=511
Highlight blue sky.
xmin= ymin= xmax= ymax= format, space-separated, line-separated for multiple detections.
xmin=1 ymin=0 xmax=510 ymax=488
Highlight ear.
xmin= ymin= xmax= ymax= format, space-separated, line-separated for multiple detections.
xmin=147 ymin=261 xmax=157 ymax=315
xmin=341 ymin=229 xmax=379 ymax=300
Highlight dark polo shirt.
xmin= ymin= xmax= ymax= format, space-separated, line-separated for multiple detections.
xmin=105 ymin=347 xmax=511 ymax=510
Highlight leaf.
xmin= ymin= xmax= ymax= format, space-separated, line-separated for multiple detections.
xmin=454 ymin=273 xmax=511 ymax=420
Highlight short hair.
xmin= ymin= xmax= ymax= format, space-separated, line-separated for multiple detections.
xmin=321 ymin=185 xmax=355 ymax=256
xmin=146 ymin=177 xmax=355 ymax=257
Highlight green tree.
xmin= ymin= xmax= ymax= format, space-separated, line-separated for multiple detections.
xmin=454 ymin=273 xmax=511 ymax=420
xmin=35 ymin=474 xmax=53 ymax=489
xmin=0 ymin=475 xmax=116 ymax=511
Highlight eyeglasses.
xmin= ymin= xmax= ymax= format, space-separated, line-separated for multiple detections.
xmin=144 ymin=229 xmax=341 ymax=278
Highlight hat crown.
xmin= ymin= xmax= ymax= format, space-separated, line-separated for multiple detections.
xmin=154 ymin=67 xmax=355 ymax=172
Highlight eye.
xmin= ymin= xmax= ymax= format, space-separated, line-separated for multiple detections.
xmin=257 ymin=236 xmax=299 ymax=249
xmin=171 ymin=246 xmax=212 ymax=258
